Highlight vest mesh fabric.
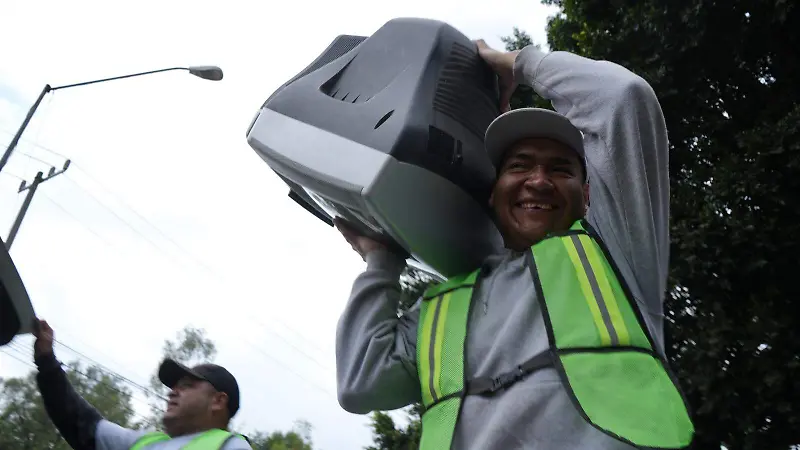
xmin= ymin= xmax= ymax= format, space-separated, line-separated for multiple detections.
xmin=416 ymin=220 xmax=694 ymax=449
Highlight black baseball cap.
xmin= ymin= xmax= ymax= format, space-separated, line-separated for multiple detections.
xmin=158 ymin=358 xmax=240 ymax=418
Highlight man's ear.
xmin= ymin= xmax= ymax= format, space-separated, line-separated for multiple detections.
xmin=211 ymin=392 xmax=229 ymax=413
xmin=583 ymin=183 xmax=590 ymax=214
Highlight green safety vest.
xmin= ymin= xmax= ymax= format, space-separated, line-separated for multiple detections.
xmin=129 ymin=428 xmax=248 ymax=450
xmin=416 ymin=219 xmax=694 ymax=449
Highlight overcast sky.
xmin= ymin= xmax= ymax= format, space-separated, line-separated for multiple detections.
xmin=0 ymin=0 xmax=556 ymax=447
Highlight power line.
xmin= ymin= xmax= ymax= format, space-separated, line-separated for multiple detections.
xmin=4 ymin=140 xmax=339 ymax=400
xmin=38 ymin=190 xmax=117 ymax=248
xmin=0 ymin=126 xmax=69 ymax=160
xmin=68 ymin=165 xmax=219 ymax=275
xmin=53 ymin=339 xmax=166 ymax=402
xmin=17 ymin=151 xmax=54 ymax=168
xmin=66 ymin=175 xmax=335 ymax=377
xmin=9 ymin=145 xmax=333 ymax=362
xmin=33 ymin=177 xmax=338 ymax=398
xmin=5 ymin=340 xmax=160 ymax=409
xmin=1 ymin=344 xmax=155 ymax=422
xmin=56 ymin=169 xmax=334 ymax=368
xmin=0 ymin=171 xmax=25 ymax=181
xmin=59 ymin=174 xmax=198 ymax=272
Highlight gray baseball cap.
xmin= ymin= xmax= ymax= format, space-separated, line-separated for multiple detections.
xmin=484 ymin=107 xmax=585 ymax=170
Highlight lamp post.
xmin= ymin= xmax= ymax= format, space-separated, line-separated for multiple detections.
xmin=0 ymin=65 xmax=223 ymax=174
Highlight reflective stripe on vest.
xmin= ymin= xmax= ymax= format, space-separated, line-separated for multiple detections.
xmin=129 ymin=428 xmax=244 ymax=450
xmin=416 ymin=219 xmax=694 ymax=450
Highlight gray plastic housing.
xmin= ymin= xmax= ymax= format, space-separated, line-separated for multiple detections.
xmin=246 ymin=17 xmax=504 ymax=278
xmin=0 ymin=239 xmax=35 ymax=345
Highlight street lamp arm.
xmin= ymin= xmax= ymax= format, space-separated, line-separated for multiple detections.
xmin=51 ymin=65 xmax=223 ymax=90
xmin=0 ymin=64 xmax=222 ymax=174
xmin=50 ymin=67 xmax=188 ymax=91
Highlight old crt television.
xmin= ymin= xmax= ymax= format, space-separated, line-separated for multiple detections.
xmin=245 ymin=17 xmax=504 ymax=278
xmin=0 ymin=238 xmax=35 ymax=346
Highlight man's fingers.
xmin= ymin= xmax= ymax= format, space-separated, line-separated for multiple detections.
xmin=34 ymin=320 xmax=53 ymax=340
xmin=334 ymin=218 xmax=368 ymax=252
xmin=500 ymin=88 xmax=514 ymax=113
xmin=334 ymin=221 xmax=357 ymax=242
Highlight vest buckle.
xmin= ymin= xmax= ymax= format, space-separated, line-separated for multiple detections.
xmin=489 ymin=366 xmax=527 ymax=393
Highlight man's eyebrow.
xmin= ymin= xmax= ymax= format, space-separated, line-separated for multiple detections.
xmin=506 ymin=153 xmax=577 ymax=166
xmin=503 ymin=152 xmax=534 ymax=165
xmin=550 ymin=156 xmax=577 ymax=166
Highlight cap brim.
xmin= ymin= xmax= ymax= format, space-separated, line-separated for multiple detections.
xmin=158 ymin=359 xmax=205 ymax=389
xmin=484 ymin=108 xmax=585 ymax=169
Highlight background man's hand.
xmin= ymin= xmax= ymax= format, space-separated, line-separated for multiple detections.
xmin=475 ymin=39 xmax=521 ymax=113
xmin=32 ymin=319 xmax=55 ymax=358
xmin=334 ymin=218 xmax=386 ymax=261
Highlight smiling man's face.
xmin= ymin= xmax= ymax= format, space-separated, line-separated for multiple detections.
xmin=490 ymin=137 xmax=589 ymax=251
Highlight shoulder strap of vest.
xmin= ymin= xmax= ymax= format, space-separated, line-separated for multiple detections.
xmin=423 ymin=269 xmax=481 ymax=300
xmin=465 ymin=350 xmax=554 ymax=396
xmin=460 ymin=219 xmax=601 ymax=399
xmin=129 ymin=431 xmax=170 ymax=450
xmin=543 ymin=218 xmax=589 ymax=238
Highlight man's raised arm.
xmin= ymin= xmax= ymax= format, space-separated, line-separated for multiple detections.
xmin=334 ymin=233 xmax=422 ymax=414
xmin=513 ymin=45 xmax=670 ymax=319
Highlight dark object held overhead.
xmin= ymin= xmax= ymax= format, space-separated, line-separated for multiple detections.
xmin=0 ymin=238 xmax=35 ymax=346
xmin=246 ymin=17 xmax=504 ymax=277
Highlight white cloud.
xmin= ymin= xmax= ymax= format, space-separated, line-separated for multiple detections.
xmin=0 ymin=0 xmax=557 ymax=447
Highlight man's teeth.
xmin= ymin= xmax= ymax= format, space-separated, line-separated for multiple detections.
xmin=519 ymin=202 xmax=554 ymax=210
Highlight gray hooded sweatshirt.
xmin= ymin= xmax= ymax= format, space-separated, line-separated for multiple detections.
xmin=335 ymin=44 xmax=670 ymax=449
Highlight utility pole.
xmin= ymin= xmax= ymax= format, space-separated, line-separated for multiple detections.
xmin=6 ymin=160 xmax=71 ymax=250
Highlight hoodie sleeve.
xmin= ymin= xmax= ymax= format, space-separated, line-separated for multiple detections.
xmin=35 ymin=352 xmax=103 ymax=450
xmin=514 ymin=46 xmax=671 ymax=319
xmin=335 ymin=249 xmax=422 ymax=414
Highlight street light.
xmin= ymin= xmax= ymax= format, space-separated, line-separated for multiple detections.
xmin=0 ymin=65 xmax=222 ymax=346
xmin=0 ymin=65 xmax=223 ymax=174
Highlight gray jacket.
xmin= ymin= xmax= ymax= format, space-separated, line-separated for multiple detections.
xmin=335 ymin=45 xmax=670 ymax=449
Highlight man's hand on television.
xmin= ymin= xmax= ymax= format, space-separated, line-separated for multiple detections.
xmin=334 ymin=218 xmax=386 ymax=261
xmin=475 ymin=39 xmax=521 ymax=113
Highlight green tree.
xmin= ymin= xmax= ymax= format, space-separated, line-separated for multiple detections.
xmin=370 ymin=7 xmax=800 ymax=446
xmin=0 ymin=361 xmax=135 ymax=450
xmin=366 ymin=404 xmax=422 ymax=450
xmin=501 ymin=28 xmax=552 ymax=111
xmin=142 ymin=325 xmax=218 ymax=429
xmin=539 ymin=1 xmax=799 ymax=448
xmin=249 ymin=419 xmax=315 ymax=450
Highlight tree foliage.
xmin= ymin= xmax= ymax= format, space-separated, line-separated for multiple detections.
xmin=249 ymin=419 xmax=315 ymax=450
xmin=540 ymin=0 xmax=799 ymax=448
xmin=370 ymin=3 xmax=800 ymax=447
xmin=0 ymin=361 xmax=135 ymax=450
xmin=366 ymin=405 xmax=422 ymax=450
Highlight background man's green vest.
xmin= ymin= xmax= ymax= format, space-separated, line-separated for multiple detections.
xmin=416 ymin=219 xmax=694 ymax=449
xmin=130 ymin=428 xmax=247 ymax=450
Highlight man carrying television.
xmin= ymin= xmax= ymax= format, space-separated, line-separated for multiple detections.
xmin=333 ymin=40 xmax=694 ymax=449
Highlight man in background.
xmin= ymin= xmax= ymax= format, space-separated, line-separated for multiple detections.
xmin=32 ymin=319 xmax=252 ymax=450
